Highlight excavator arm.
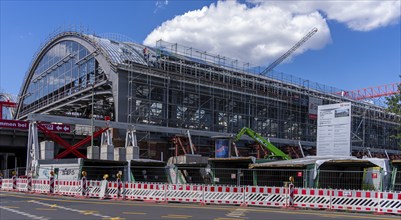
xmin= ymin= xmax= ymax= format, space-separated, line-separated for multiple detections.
xmin=234 ymin=127 xmax=291 ymax=160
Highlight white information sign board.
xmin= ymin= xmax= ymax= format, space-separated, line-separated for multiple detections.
xmin=38 ymin=164 xmax=80 ymax=180
xmin=317 ymin=102 xmax=352 ymax=156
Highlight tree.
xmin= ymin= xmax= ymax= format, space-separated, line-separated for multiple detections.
xmin=385 ymin=76 xmax=401 ymax=149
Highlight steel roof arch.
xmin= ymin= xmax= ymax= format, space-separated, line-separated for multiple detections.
xmin=15 ymin=32 xmax=116 ymax=119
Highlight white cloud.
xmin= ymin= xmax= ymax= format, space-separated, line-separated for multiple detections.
xmin=253 ymin=0 xmax=401 ymax=31
xmin=144 ymin=0 xmax=400 ymax=66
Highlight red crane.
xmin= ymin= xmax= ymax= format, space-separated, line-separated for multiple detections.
xmin=337 ymin=82 xmax=400 ymax=100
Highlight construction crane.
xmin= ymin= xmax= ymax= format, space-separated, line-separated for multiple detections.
xmin=337 ymin=82 xmax=400 ymax=100
xmin=261 ymin=27 xmax=318 ymax=75
xmin=233 ymin=127 xmax=291 ymax=160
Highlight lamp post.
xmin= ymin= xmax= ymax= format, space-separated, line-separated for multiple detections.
xmin=91 ymin=82 xmax=94 ymax=147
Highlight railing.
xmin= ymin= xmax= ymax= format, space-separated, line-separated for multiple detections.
xmin=156 ymin=40 xmax=344 ymax=96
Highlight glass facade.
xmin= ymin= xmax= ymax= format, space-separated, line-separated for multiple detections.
xmin=23 ymin=41 xmax=95 ymax=108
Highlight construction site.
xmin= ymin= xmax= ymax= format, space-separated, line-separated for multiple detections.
xmin=4 ymin=28 xmax=398 ymax=160
xmin=0 ymin=26 xmax=400 ymax=215
xmin=2 ymin=28 xmax=401 ymax=176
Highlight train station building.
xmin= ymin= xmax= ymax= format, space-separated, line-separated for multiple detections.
xmin=13 ymin=31 xmax=401 ymax=160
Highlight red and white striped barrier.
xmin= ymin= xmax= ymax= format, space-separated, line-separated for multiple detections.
xmin=86 ymin=181 xmax=103 ymax=198
xmin=329 ymin=189 xmax=379 ymax=212
xmin=1 ymin=178 xmax=400 ymax=215
xmin=123 ymin=182 xmax=165 ymax=202
xmin=378 ymin=192 xmax=401 ymax=215
xmin=1 ymin=179 xmax=13 ymax=191
xmin=117 ymin=178 xmax=123 ymax=199
xmin=327 ymin=189 xmax=401 ymax=214
xmin=203 ymin=185 xmax=245 ymax=205
xmin=288 ymin=183 xmax=294 ymax=207
xmin=165 ymin=184 xmax=203 ymax=203
xmin=104 ymin=181 xmax=122 ymax=199
xmin=12 ymin=175 xmax=17 ymax=191
xmin=16 ymin=178 xmax=28 ymax=192
xmin=81 ymin=176 xmax=87 ymax=197
xmin=245 ymin=186 xmax=286 ymax=207
xmin=106 ymin=178 xmax=124 ymax=200
xmin=56 ymin=180 xmax=81 ymax=196
xmin=27 ymin=176 xmax=32 ymax=192
xmin=293 ymin=188 xmax=330 ymax=209
xmin=32 ymin=179 xmax=50 ymax=194
xmin=49 ymin=176 xmax=55 ymax=195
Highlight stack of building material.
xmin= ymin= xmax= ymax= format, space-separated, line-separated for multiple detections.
xmin=126 ymin=146 xmax=139 ymax=160
xmin=114 ymin=147 xmax=126 ymax=161
xmin=40 ymin=141 xmax=54 ymax=160
xmin=100 ymin=144 xmax=114 ymax=160
xmin=87 ymin=146 xmax=100 ymax=159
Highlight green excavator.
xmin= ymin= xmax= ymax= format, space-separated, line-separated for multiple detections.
xmin=233 ymin=127 xmax=292 ymax=160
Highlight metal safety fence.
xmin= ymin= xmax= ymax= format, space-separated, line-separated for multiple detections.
xmin=393 ymin=171 xmax=401 ymax=192
xmin=1 ymin=166 xmax=400 ymax=191
xmin=1 ymin=178 xmax=400 ymax=215
xmin=169 ymin=167 xmax=397 ymax=191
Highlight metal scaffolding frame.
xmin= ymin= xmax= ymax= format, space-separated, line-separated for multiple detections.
xmin=16 ymin=31 xmax=400 ymax=160
xmin=124 ymin=43 xmax=400 ymax=156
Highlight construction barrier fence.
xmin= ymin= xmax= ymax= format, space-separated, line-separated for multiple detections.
xmin=1 ymin=178 xmax=400 ymax=215
xmin=2 ymin=166 xmax=400 ymax=191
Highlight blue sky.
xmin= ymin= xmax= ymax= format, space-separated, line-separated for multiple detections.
xmin=0 ymin=0 xmax=400 ymax=97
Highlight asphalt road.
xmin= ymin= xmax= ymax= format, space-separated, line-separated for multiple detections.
xmin=0 ymin=191 xmax=398 ymax=220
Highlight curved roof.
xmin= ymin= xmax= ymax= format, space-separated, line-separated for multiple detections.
xmin=18 ymin=31 xmax=152 ymax=95
xmin=16 ymin=32 xmax=154 ymax=118
xmin=90 ymin=35 xmax=149 ymax=66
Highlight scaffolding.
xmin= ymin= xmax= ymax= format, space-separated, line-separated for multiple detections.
xmin=124 ymin=40 xmax=400 ymax=157
xmin=16 ymin=31 xmax=400 ymax=160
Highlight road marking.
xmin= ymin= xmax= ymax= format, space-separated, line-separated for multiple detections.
xmin=79 ymin=210 xmax=99 ymax=215
xmin=226 ymin=208 xmax=247 ymax=218
xmin=122 ymin=212 xmax=146 ymax=215
xmin=0 ymin=206 xmax=48 ymax=220
xmin=29 ymin=200 xmax=112 ymax=219
xmin=103 ymin=217 xmax=126 ymax=220
xmin=35 ymin=208 xmax=57 ymax=211
xmin=215 ymin=218 xmax=245 ymax=220
xmin=2 ymin=206 xmax=19 ymax=209
xmin=2 ymin=192 xmax=399 ymax=220
xmin=162 ymin=214 xmax=192 ymax=219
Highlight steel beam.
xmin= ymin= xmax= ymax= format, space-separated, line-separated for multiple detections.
xmin=27 ymin=113 xmax=317 ymax=146
xmin=36 ymin=123 xmax=86 ymax=158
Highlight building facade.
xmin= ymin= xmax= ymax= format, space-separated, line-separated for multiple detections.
xmin=15 ymin=31 xmax=401 ymax=158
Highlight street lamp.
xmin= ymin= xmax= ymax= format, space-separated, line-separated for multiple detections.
xmin=91 ymin=82 xmax=94 ymax=147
